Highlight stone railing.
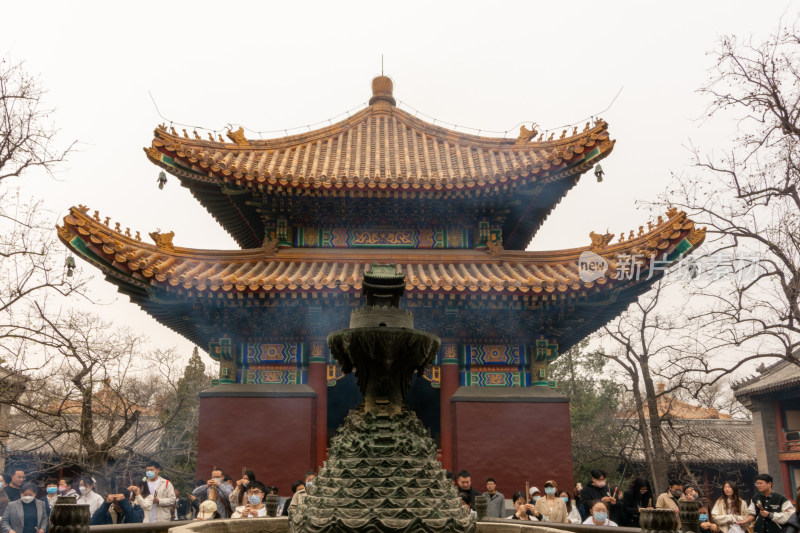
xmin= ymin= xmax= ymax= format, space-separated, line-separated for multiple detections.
xmin=88 ymin=518 xmax=632 ymax=533
xmin=89 ymin=520 xmax=194 ymax=533
xmin=84 ymin=506 xmax=691 ymax=533
xmin=478 ymin=518 xmax=641 ymax=533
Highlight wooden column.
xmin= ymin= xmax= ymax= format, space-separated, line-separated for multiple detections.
xmin=308 ymin=343 xmax=329 ymax=467
xmin=439 ymin=344 xmax=459 ymax=471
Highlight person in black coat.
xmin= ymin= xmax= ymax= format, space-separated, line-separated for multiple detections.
xmin=779 ymin=488 xmax=800 ymax=533
xmin=455 ymin=471 xmax=480 ymax=508
xmin=172 ymin=489 xmax=190 ymax=520
xmin=623 ymin=477 xmax=654 ymax=527
xmin=579 ymin=469 xmax=623 ymax=523
xmin=90 ymin=494 xmax=144 ymax=525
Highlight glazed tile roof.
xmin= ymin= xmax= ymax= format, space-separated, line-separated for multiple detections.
xmin=620 ymin=384 xmax=733 ymax=420
xmin=147 ymin=108 xmax=613 ymax=196
xmin=732 ymin=358 xmax=800 ymax=398
xmin=58 ymin=207 xmax=703 ymax=298
xmin=58 ymin=205 xmax=704 ymax=350
xmin=144 ymin=76 xmax=614 ymax=249
xmin=45 ymin=379 xmax=157 ymax=417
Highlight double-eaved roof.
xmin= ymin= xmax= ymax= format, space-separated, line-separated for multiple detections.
xmin=60 ymin=75 xmax=703 ymax=352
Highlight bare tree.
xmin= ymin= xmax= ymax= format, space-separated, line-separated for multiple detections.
xmin=598 ymin=274 xmax=755 ymax=497
xmin=0 ymin=191 xmax=90 ymax=365
xmin=597 ymin=280 xmax=683 ymax=495
xmin=0 ymin=53 xmax=84 ymax=368
xmin=661 ymin=20 xmax=800 ymax=367
xmin=3 ymin=308 xmax=196 ymax=492
xmin=0 ymin=56 xmax=75 ymax=181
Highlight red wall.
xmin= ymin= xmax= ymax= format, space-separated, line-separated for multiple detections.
xmin=451 ymin=399 xmax=574 ymax=498
xmin=197 ymin=393 xmax=316 ymax=496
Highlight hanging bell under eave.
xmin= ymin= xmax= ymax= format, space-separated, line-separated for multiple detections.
xmin=65 ymin=255 xmax=76 ymax=277
xmin=594 ymin=164 xmax=604 ymax=183
xmin=157 ymin=171 xmax=167 ymax=190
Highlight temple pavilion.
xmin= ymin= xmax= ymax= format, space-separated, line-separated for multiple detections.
xmin=58 ymin=76 xmax=704 ymax=493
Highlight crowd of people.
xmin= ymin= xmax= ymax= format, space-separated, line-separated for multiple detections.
xmin=1 ymin=464 xmax=799 ymax=532
xmin=448 ymin=468 xmax=798 ymax=532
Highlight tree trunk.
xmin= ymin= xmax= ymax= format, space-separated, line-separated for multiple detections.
xmin=641 ymin=366 xmax=669 ymax=495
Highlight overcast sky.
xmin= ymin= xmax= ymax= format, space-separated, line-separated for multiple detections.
xmin=2 ymin=1 xmax=794 ymax=371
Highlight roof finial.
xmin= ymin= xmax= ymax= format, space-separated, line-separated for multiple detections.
xmin=370 ymin=73 xmax=395 ymax=107
xmin=381 ymin=54 xmax=384 ymax=76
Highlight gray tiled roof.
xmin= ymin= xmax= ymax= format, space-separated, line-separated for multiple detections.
xmin=7 ymin=414 xmax=163 ymax=458
xmin=732 ymin=359 xmax=800 ymax=398
xmin=622 ymin=419 xmax=755 ymax=466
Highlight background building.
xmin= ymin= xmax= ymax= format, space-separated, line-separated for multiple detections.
xmin=733 ymin=359 xmax=800 ymax=496
xmin=620 ymin=383 xmax=757 ymax=500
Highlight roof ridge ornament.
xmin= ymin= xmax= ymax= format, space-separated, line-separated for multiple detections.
xmin=515 ymin=124 xmax=539 ymax=146
xmin=589 ymin=230 xmax=614 ymax=252
xmin=149 ymin=230 xmax=175 ymax=252
xmin=226 ymin=127 xmax=249 ymax=147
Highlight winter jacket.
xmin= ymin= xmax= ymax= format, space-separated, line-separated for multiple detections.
xmin=141 ymin=478 xmax=176 ymax=523
xmin=748 ymin=492 xmax=795 ymax=533
xmin=481 ymin=491 xmax=506 ymax=519
xmin=581 ymin=483 xmax=623 ymax=523
xmin=711 ymin=497 xmax=748 ymax=533
xmin=0 ymin=489 xmax=9 ymax=517
xmin=536 ymin=496 xmax=569 ymax=523
xmin=1 ymin=499 xmax=48 ymax=533
xmin=89 ymin=499 xmax=144 ymax=525
xmin=77 ymin=491 xmax=105 ymax=517
xmin=622 ymin=488 xmax=654 ymax=527
xmin=781 ymin=511 xmax=800 ymax=533
xmin=192 ymin=482 xmax=233 ymax=519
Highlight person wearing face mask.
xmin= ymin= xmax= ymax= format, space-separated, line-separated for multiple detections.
xmin=656 ymin=480 xmax=685 ymax=522
xmin=535 ymin=480 xmax=568 ymax=523
xmin=304 ymin=472 xmax=316 ymax=491
xmin=76 ymin=476 xmax=104 ymax=516
xmin=191 ymin=469 xmax=232 ymax=519
xmin=0 ymin=483 xmax=48 ymax=533
xmin=559 ymin=489 xmax=582 ymax=524
xmin=580 ymin=470 xmax=617 ymax=521
xmin=231 ymin=481 xmax=268 ymax=518
xmin=684 ymin=485 xmax=702 ymax=502
xmin=56 ymin=479 xmax=77 ymax=498
xmin=583 ymin=500 xmax=619 ymax=526
xmin=526 ymin=487 xmax=544 ymax=520
xmin=140 ymin=461 xmax=175 ymax=523
xmin=44 ymin=482 xmax=58 ymax=510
